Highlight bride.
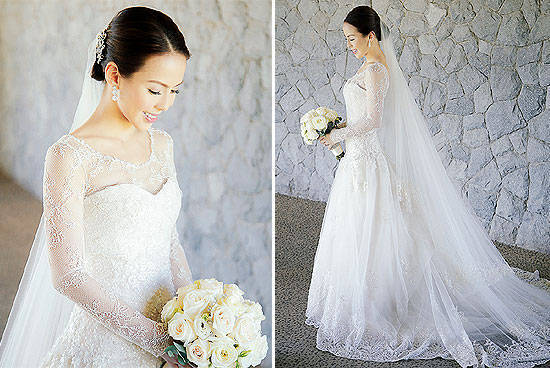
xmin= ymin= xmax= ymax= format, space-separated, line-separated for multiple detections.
xmin=0 ymin=7 xmax=194 ymax=368
xmin=306 ymin=5 xmax=550 ymax=368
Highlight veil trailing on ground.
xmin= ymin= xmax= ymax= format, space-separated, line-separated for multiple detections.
xmin=375 ymin=18 xmax=511 ymax=274
xmin=0 ymin=32 xmax=106 ymax=367
xmin=375 ymin=17 xmax=550 ymax=366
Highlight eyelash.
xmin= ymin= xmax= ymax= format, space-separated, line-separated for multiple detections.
xmin=148 ymin=89 xmax=180 ymax=95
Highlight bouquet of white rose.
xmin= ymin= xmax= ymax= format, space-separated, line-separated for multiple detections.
xmin=160 ymin=279 xmax=268 ymax=368
xmin=300 ymin=106 xmax=345 ymax=160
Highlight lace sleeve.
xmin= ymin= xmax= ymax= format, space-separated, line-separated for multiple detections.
xmin=169 ymin=225 xmax=193 ymax=290
xmin=330 ymin=63 xmax=389 ymax=144
xmin=43 ymin=141 xmax=172 ymax=357
xmin=165 ymin=132 xmax=193 ymax=290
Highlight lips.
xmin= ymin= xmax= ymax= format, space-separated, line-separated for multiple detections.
xmin=143 ymin=111 xmax=158 ymax=123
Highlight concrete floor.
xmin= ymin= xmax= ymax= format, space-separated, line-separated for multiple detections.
xmin=0 ymin=171 xmax=42 ymax=339
xmin=275 ymin=193 xmax=550 ymax=368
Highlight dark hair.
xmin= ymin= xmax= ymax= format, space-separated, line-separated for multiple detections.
xmin=91 ymin=6 xmax=191 ymax=82
xmin=344 ymin=6 xmax=381 ymax=41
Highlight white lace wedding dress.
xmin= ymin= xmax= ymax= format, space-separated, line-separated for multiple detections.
xmin=305 ymin=61 xmax=550 ymax=367
xmin=37 ymin=127 xmax=193 ymax=367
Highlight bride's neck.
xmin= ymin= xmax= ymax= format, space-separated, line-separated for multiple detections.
xmin=363 ymin=46 xmax=385 ymax=65
xmin=78 ymin=93 xmax=139 ymax=142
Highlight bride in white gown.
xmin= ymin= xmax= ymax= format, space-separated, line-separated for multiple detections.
xmin=306 ymin=6 xmax=550 ymax=368
xmin=0 ymin=7 xmax=193 ymax=368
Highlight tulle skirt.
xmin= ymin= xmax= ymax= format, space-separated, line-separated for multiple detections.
xmin=305 ymin=147 xmax=550 ymax=368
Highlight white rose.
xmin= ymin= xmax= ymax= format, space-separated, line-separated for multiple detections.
xmin=181 ymin=289 xmax=211 ymax=319
xmin=300 ymin=123 xmax=308 ymax=138
xmin=219 ymin=285 xmax=246 ymax=315
xmin=311 ymin=115 xmax=328 ymax=130
xmin=210 ymin=337 xmax=239 ymax=368
xmin=177 ymin=281 xmax=199 ymax=299
xmin=198 ymin=278 xmax=224 ymax=300
xmin=211 ymin=304 xmax=236 ymax=336
xmin=186 ymin=338 xmax=212 ymax=368
xmin=305 ymin=128 xmax=319 ymax=141
xmin=315 ymin=106 xmax=330 ymax=116
xmin=224 ymin=284 xmax=244 ymax=298
xmin=300 ymin=109 xmax=316 ymax=124
xmin=161 ymin=298 xmax=180 ymax=323
xmin=168 ymin=312 xmax=196 ymax=344
xmin=193 ymin=314 xmax=213 ymax=340
xmin=241 ymin=300 xmax=265 ymax=322
xmin=299 ymin=112 xmax=310 ymax=125
xmin=231 ymin=316 xmax=261 ymax=345
xmin=238 ymin=335 xmax=268 ymax=368
xmin=220 ymin=295 xmax=247 ymax=316
xmin=325 ymin=109 xmax=338 ymax=122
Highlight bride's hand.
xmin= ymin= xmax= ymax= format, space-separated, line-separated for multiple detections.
xmin=160 ymin=352 xmax=191 ymax=368
xmin=319 ymin=134 xmax=334 ymax=147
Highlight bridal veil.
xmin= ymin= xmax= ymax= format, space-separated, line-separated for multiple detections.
xmin=371 ymin=17 xmax=550 ymax=366
xmin=0 ymin=32 xmax=105 ymax=367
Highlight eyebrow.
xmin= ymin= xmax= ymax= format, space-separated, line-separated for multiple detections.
xmin=147 ymin=80 xmax=184 ymax=88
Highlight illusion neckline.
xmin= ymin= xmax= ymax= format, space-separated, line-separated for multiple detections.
xmin=353 ymin=61 xmax=388 ymax=79
xmin=66 ymin=128 xmax=154 ymax=168
xmin=84 ymin=175 xmax=178 ymax=200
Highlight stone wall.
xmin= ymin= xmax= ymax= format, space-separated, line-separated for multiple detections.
xmin=0 ymin=0 xmax=272 ymax=362
xmin=275 ymin=0 xmax=550 ymax=253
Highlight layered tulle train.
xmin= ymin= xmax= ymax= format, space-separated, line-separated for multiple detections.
xmin=305 ymin=148 xmax=550 ymax=368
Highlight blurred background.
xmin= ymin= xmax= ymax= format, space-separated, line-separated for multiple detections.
xmin=0 ymin=0 xmax=272 ymax=365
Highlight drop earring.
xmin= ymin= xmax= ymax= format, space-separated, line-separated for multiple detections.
xmin=112 ymin=85 xmax=119 ymax=102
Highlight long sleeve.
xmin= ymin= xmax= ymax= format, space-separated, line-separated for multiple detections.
xmin=43 ymin=141 xmax=172 ymax=357
xmin=169 ymin=225 xmax=193 ymax=290
xmin=330 ymin=63 xmax=389 ymax=144
xmin=165 ymin=133 xmax=193 ymax=290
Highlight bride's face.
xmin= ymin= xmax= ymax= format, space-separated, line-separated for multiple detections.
xmin=343 ymin=22 xmax=370 ymax=59
xmin=117 ymin=52 xmax=188 ymax=130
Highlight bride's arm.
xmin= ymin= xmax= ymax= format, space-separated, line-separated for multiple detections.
xmin=166 ymin=134 xmax=193 ymax=290
xmin=43 ymin=141 xmax=172 ymax=357
xmin=169 ymin=225 xmax=193 ymax=290
xmin=329 ymin=64 xmax=388 ymax=144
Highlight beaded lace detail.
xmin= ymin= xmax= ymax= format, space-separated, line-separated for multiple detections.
xmin=41 ymin=127 xmax=192 ymax=361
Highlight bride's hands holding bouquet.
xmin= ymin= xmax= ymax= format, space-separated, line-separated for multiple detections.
xmin=159 ymin=279 xmax=268 ymax=368
xmin=160 ymin=351 xmax=192 ymax=367
xmin=319 ymin=133 xmax=334 ymax=147
xmin=300 ymin=107 xmax=346 ymax=160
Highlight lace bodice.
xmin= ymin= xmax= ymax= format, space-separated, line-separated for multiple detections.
xmin=330 ymin=61 xmax=389 ymax=145
xmin=42 ymin=127 xmax=192 ymax=357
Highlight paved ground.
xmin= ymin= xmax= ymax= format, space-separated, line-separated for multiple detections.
xmin=275 ymin=193 xmax=550 ymax=368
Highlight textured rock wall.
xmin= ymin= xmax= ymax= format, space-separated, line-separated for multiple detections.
xmin=275 ymin=0 xmax=550 ymax=253
xmin=0 ymin=0 xmax=272 ymax=361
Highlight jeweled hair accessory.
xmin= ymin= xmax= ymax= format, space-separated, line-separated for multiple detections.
xmin=95 ymin=29 xmax=107 ymax=63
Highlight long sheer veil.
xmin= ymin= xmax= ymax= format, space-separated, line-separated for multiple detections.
xmin=376 ymin=17 xmax=550 ymax=366
xmin=376 ymin=17 xmax=510 ymax=267
xmin=0 ymin=31 xmax=105 ymax=367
